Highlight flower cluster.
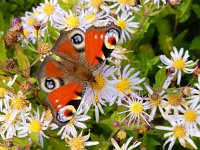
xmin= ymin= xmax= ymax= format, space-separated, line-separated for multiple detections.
xmin=1 ymin=0 xmax=198 ymax=150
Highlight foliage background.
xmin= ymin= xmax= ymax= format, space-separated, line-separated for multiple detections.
xmin=0 ymin=0 xmax=200 ymax=150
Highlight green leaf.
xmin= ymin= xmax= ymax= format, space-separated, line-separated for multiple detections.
xmin=46 ymin=137 xmax=67 ymax=150
xmin=190 ymin=36 xmax=200 ymax=50
xmin=29 ymin=132 xmax=41 ymax=147
xmin=0 ymin=12 xmax=5 ymax=31
xmin=13 ymin=136 xmax=29 ymax=147
xmin=0 ymin=38 xmax=7 ymax=64
xmin=15 ymin=45 xmax=30 ymax=70
xmin=156 ymin=19 xmax=173 ymax=55
xmin=144 ymin=134 xmax=160 ymax=150
xmin=178 ymin=0 xmax=192 ymax=23
xmin=192 ymin=4 xmax=200 ymax=20
xmin=174 ymin=29 xmax=188 ymax=47
xmin=154 ymin=67 xmax=166 ymax=88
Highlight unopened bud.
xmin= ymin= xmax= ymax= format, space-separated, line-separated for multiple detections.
xmin=167 ymin=0 xmax=181 ymax=6
xmin=38 ymin=41 xmax=52 ymax=56
xmin=4 ymin=30 xmax=20 ymax=46
xmin=3 ymin=58 xmax=15 ymax=70
xmin=11 ymin=17 xmax=22 ymax=32
xmin=116 ymin=129 xmax=126 ymax=140
xmin=20 ymin=80 xmax=33 ymax=94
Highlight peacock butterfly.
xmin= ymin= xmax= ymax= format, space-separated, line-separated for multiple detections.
xmin=36 ymin=24 xmax=121 ymax=126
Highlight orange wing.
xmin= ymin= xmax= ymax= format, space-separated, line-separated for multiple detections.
xmin=46 ymin=81 xmax=83 ymax=126
xmin=85 ymin=24 xmax=121 ymax=66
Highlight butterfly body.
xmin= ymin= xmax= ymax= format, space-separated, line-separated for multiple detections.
xmin=36 ymin=24 xmax=121 ymax=126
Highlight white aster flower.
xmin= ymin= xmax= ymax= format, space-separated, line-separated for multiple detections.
xmin=160 ymin=47 xmax=197 ymax=85
xmin=38 ymin=0 xmax=65 ymax=25
xmin=112 ymin=64 xmax=145 ymax=105
xmin=119 ymin=94 xmax=152 ymax=126
xmin=144 ymin=84 xmax=167 ymax=121
xmin=187 ymin=75 xmax=200 ymax=108
xmin=82 ymin=64 xmax=118 ymax=122
xmin=108 ymin=0 xmax=139 ymax=14
xmin=5 ymin=91 xmax=32 ymax=125
xmin=155 ymin=119 xmax=197 ymax=150
xmin=0 ymin=75 xmax=18 ymax=112
xmin=109 ymin=46 xmax=129 ymax=66
xmin=82 ymin=9 xmax=111 ymax=27
xmin=53 ymin=10 xmax=88 ymax=31
xmin=86 ymin=64 xmax=118 ymax=104
xmin=0 ymin=106 xmax=22 ymax=140
xmin=111 ymin=137 xmax=141 ymax=150
xmin=174 ymin=103 xmax=200 ymax=136
xmin=161 ymin=93 xmax=188 ymax=117
xmin=55 ymin=108 xmax=90 ymax=139
xmin=17 ymin=108 xmax=49 ymax=147
xmin=110 ymin=11 xmax=139 ymax=42
xmin=80 ymin=0 xmax=110 ymax=13
xmin=65 ymin=130 xmax=99 ymax=150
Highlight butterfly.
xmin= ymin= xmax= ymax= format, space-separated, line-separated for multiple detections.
xmin=36 ymin=24 xmax=121 ymax=126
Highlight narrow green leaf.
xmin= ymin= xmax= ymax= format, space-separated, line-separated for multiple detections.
xmin=178 ymin=0 xmax=192 ymax=23
xmin=192 ymin=4 xmax=200 ymax=19
xmin=190 ymin=36 xmax=200 ymax=50
xmin=156 ymin=19 xmax=173 ymax=55
xmin=174 ymin=29 xmax=188 ymax=47
xmin=13 ymin=136 xmax=29 ymax=147
xmin=0 ymin=38 xmax=7 ymax=64
xmin=154 ymin=67 xmax=166 ymax=88
xmin=29 ymin=132 xmax=41 ymax=147
xmin=15 ymin=45 xmax=30 ymax=70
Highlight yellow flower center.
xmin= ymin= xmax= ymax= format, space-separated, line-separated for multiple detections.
xmin=117 ymin=130 xmax=126 ymax=139
xmin=5 ymin=113 xmax=17 ymax=124
xmin=68 ymin=116 xmax=76 ymax=125
xmin=118 ymin=0 xmax=127 ymax=4
xmin=173 ymin=125 xmax=186 ymax=138
xmin=182 ymin=87 xmax=191 ymax=96
xmin=90 ymin=0 xmax=103 ymax=7
xmin=66 ymin=17 xmax=80 ymax=28
xmin=43 ymin=4 xmax=55 ymax=15
xmin=23 ymin=29 xmax=29 ymax=38
xmin=68 ymin=137 xmax=85 ymax=150
xmin=11 ymin=97 xmax=27 ymax=110
xmin=184 ymin=110 xmax=197 ymax=122
xmin=0 ymin=87 xmax=7 ymax=98
xmin=116 ymin=19 xmax=126 ymax=30
xmin=130 ymin=102 xmax=143 ymax=115
xmin=118 ymin=0 xmax=135 ymax=5
xmin=27 ymin=17 xmax=35 ymax=26
xmin=91 ymin=75 xmax=105 ymax=90
xmin=116 ymin=79 xmax=130 ymax=93
xmin=149 ymin=96 xmax=161 ymax=106
xmin=167 ymin=95 xmax=181 ymax=106
xmin=173 ymin=59 xmax=186 ymax=70
xmin=29 ymin=120 xmax=42 ymax=133
xmin=85 ymin=14 xmax=96 ymax=24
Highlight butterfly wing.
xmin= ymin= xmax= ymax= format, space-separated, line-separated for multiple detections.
xmin=36 ymin=24 xmax=121 ymax=126
xmin=85 ymin=24 xmax=121 ymax=66
xmin=36 ymin=29 xmax=86 ymax=126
